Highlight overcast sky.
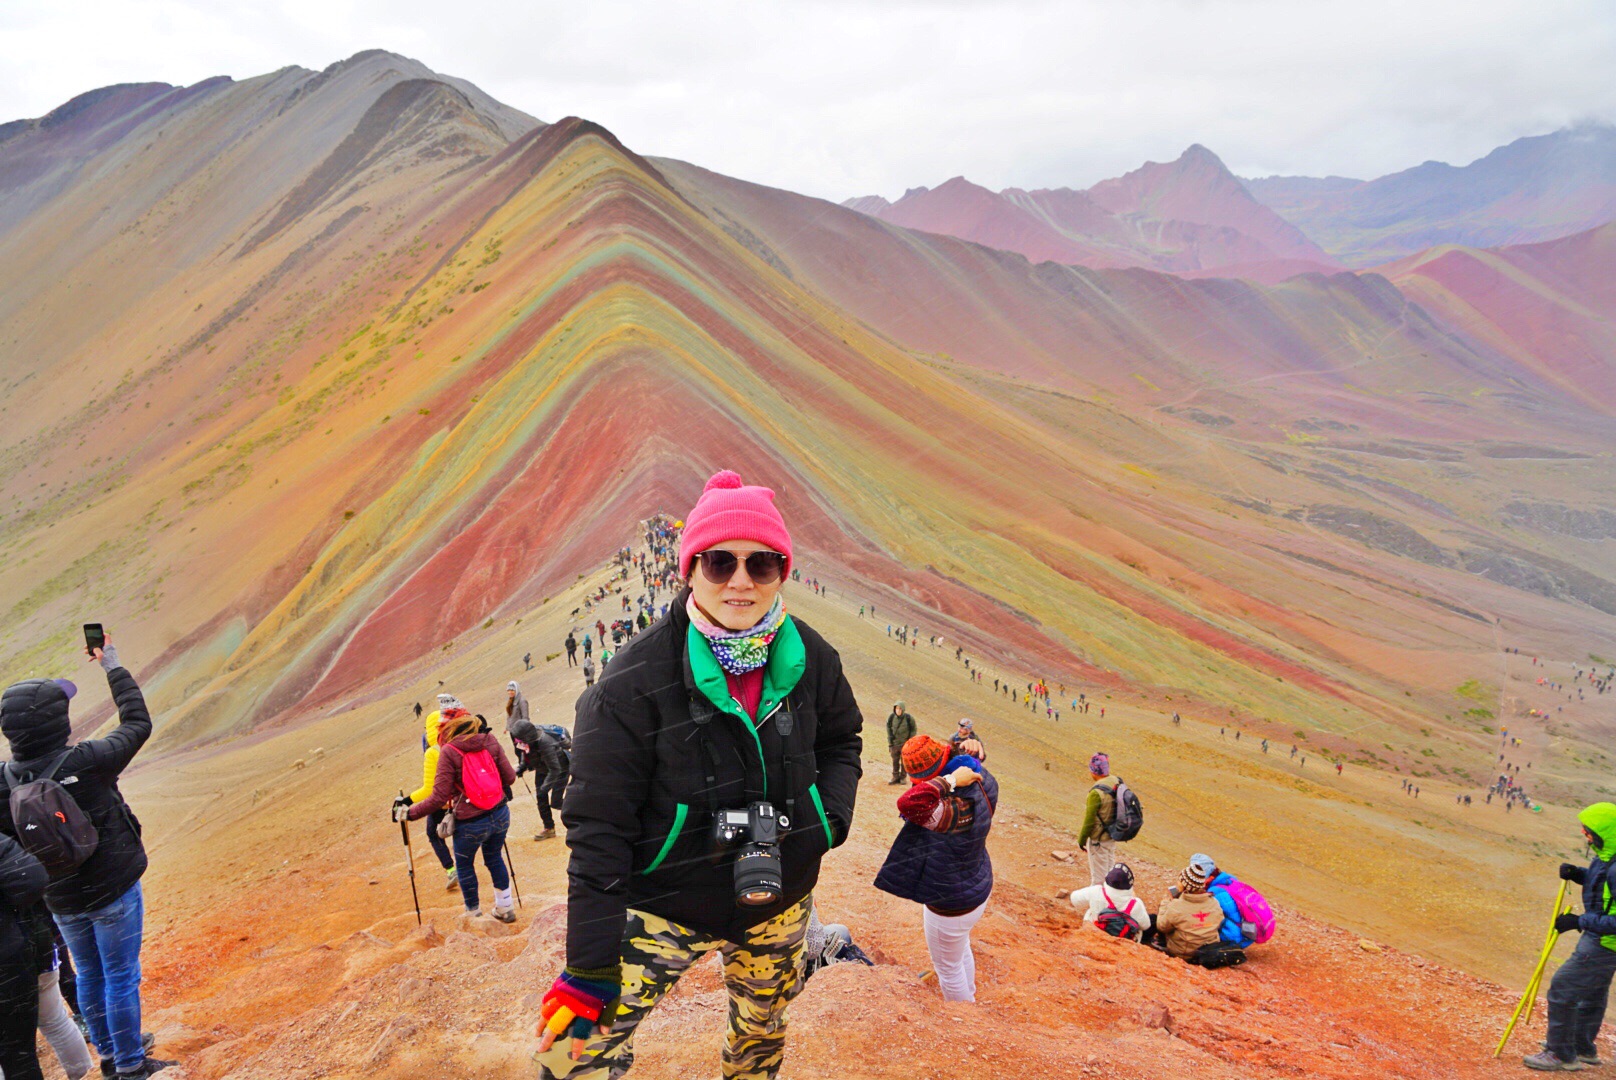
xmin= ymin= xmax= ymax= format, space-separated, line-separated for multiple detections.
xmin=3 ymin=0 xmax=1613 ymax=200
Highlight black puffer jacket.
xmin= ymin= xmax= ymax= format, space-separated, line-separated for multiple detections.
xmin=562 ymin=595 xmax=863 ymax=970
xmin=0 ymin=832 xmax=48 ymax=992
xmin=0 ymin=667 xmax=152 ymax=915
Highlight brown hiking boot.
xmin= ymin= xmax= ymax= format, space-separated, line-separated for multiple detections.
xmin=534 ymin=828 xmax=557 ymax=841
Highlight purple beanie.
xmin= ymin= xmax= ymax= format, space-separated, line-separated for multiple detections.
xmin=1090 ymin=752 xmax=1110 ymax=776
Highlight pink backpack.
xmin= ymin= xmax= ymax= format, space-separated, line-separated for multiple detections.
xmin=1224 ymin=880 xmax=1276 ymax=944
xmin=459 ymin=747 xmax=505 ymax=811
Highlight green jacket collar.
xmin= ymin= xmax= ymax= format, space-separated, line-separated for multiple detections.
xmin=687 ymin=615 xmax=807 ymax=721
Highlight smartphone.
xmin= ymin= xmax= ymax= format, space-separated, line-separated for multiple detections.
xmin=83 ymin=623 xmax=105 ymax=653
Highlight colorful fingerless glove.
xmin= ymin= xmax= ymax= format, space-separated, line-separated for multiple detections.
xmin=541 ymin=968 xmax=621 ymax=1043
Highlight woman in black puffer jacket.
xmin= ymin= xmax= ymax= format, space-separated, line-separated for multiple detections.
xmin=534 ymin=471 xmax=864 ymax=1080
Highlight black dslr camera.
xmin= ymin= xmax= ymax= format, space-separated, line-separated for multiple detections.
xmin=712 ymin=801 xmax=787 ymax=906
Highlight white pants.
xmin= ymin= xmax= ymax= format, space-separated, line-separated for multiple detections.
xmin=922 ymin=901 xmax=988 ymax=1003
xmin=39 ymin=967 xmax=93 ymax=1080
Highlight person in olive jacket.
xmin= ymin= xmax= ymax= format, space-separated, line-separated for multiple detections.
xmin=0 ymin=635 xmax=173 ymax=1078
xmin=535 ymin=471 xmax=863 ymax=1080
xmin=885 ymin=701 xmax=916 ymax=784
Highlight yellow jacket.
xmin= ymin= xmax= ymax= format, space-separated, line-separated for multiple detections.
xmin=410 ymin=711 xmax=443 ymax=804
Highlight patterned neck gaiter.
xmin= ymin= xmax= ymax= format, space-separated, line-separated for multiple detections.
xmin=687 ymin=594 xmax=785 ymax=675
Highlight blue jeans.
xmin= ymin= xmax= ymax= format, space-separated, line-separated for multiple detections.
xmin=451 ymin=803 xmax=511 ymax=911
xmin=55 ymin=881 xmax=145 ymax=1073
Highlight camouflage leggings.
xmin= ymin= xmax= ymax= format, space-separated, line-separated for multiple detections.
xmin=537 ymin=896 xmax=811 ymax=1080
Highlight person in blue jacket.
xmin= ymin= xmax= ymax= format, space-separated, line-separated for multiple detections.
xmin=1200 ymin=855 xmax=1255 ymax=948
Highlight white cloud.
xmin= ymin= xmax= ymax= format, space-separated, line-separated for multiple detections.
xmin=1 ymin=0 xmax=1612 ymax=199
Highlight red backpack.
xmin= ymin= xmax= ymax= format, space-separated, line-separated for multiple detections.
xmin=1093 ymin=887 xmax=1146 ymax=940
xmin=458 ymin=747 xmax=504 ymax=811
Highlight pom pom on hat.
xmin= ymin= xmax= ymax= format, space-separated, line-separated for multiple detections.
xmin=678 ymin=470 xmax=794 ymax=579
xmin=705 ymin=470 xmax=744 ymax=491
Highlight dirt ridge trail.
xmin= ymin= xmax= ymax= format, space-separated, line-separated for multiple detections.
xmin=90 ymin=542 xmax=1579 ymax=1079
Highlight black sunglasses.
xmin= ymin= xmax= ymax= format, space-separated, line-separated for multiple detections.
xmin=696 ymin=549 xmax=787 ymax=585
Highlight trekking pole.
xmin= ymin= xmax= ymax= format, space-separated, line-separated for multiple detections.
xmin=1495 ymin=879 xmax=1570 ymax=1056
xmin=504 ymin=841 xmax=523 ymax=908
xmin=398 ymin=789 xmax=422 ymax=927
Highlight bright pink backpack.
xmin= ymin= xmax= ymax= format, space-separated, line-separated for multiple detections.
xmin=459 ymin=748 xmax=505 ymax=811
xmin=1225 ymin=880 xmax=1276 ymax=944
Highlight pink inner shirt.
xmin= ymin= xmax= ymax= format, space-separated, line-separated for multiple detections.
xmin=725 ymin=667 xmax=765 ymax=720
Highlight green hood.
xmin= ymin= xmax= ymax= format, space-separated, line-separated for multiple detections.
xmin=1580 ymin=803 xmax=1616 ymax=860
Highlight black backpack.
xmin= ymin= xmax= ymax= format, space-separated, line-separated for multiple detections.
xmin=1189 ymin=941 xmax=1248 ymax=969
xmin=5 ymin=750 xmax=99 ymax=876
xmin=1105 ymin=778 xmax=1143 ymax=842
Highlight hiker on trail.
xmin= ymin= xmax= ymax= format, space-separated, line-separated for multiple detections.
xmin=414 ymin=701 xmax=423 ymax=720
xmin=0 ymin=635 xmax=175 ymax=1079
xmin=397 ymin=712 xmax=518 ymax=923
xmin=536 ymin=470 xmax=863 ymax=1078
xmin=566 ymin=633 xmax=578 ymax=666
xmin=582 ymin=656 xmax=596 ymax=687
xmin=402 ymin=696 xmax=462 ymax=892
xmin=524 ymin=652 xmax=533 ymax=672
xmin=1154 ymin=858 xmax=1225 ymax=960
xmin=1524 ymin=802 xmax=1616 ymax=1071
xmin=875 ymin=735 xmax=997 ymax=1003
xmin=1067 ymin=863 xmax=1147 ymax=938
xmin=886 ymin=701 xmax=917 ymax=784
xmin=1080 ymin=753 xmax=1121 ymax=886
xmin=508 ymin=691 xmax=570 ymax=842
xmin=949 ymin=718 xmax=985 ymax=762
xmin=0 ymin=829 xmax=49 ymax=1080
xmin=582 ymin=633 xmax=593 ymax=659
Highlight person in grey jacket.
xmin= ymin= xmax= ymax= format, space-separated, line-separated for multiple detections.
xmin=886 ymin=701 xmax=916 ymax=784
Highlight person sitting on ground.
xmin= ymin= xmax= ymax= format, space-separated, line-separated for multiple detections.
xmin=801 ymin=902 xmax=874 ymax=982
xmin=1525 ymin=802 xmax=1616 ymax=1072
xmin=397 ymin=712 xmax=518 ymax=923
xmin=875 ymin=735 xmax=998 ymax=1003
xmin=1079 ymin=753 xmax=1120 ymax=886
xmin=1154 ymin=859 xmax=1225 ymax=960
xmin=0 ymin=636 xmax=175 ymax=1079
xmin=1067 ymin=863 xmax=1148 ymax=938
xmin=949 ymin=718 xmax=984 ymax=761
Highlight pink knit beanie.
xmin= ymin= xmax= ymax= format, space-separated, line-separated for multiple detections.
xmin=678 ymin=471 xmax=794 ymax=579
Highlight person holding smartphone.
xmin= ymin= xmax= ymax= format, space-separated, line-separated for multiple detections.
xmin=535 ymin=471 xmax=863 ymax=1080
xmin=0 ymin=629 xmax=173 ymax=1078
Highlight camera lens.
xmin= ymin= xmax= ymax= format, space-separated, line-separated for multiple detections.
xmin=733 ymin=843 xmax=783 ymax=906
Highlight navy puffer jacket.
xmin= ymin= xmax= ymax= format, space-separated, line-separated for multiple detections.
xmin=874 ymin=766 xmax=997 ymax=911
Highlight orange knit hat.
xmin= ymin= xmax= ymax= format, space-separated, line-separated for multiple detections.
xmin=902 ymin=734 xmax=951 ymax=781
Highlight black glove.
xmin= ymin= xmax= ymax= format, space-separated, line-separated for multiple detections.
xmin=1554 ymin=913 xmax=1583 ymax=934
xmin=515 ymin=762 xmax=527 ymax=778
xmin=1559 ymin=863 xmax=1587 ymax=884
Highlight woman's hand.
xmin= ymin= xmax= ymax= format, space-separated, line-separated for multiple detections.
xmin=537 ymin=970 xmax=619 ymax=1060
xmin=948 ymin=765 xmax=980 ymax=788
